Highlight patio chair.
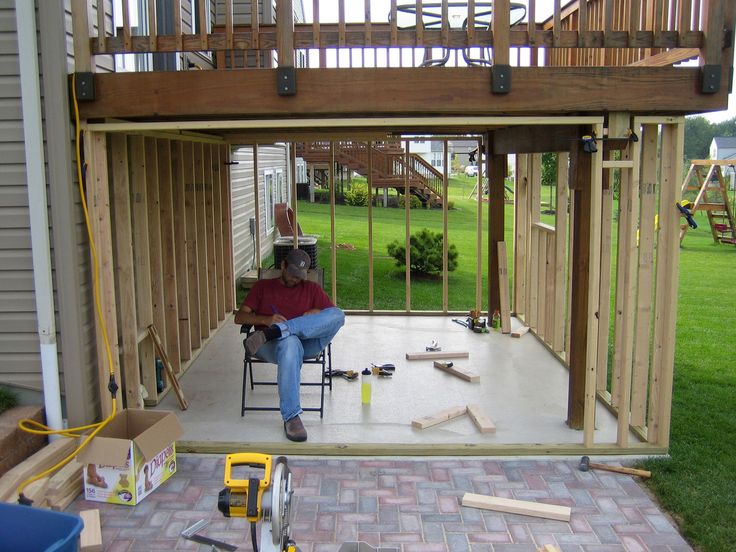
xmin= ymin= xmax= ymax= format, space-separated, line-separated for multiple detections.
xmin=240 ymin=268 xmax=333 ymax=418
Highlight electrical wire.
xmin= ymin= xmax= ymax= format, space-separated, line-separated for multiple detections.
xmin=14 ymin=73 xmax=119 ymax=504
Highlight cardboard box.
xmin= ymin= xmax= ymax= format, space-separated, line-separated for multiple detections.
xmin=76 ymin=409 xmax=183 ymax=505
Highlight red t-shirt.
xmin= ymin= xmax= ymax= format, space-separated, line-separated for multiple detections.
xmin=243 ymin=277 xmax=334 ymax=322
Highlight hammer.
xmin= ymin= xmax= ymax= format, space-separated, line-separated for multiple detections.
xmin=578 ymin=456 xmax=651 ymax=478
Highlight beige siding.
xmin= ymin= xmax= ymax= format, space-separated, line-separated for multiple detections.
xmin=0 ymin=1 xmax=41 ymax=391
xmin=230 ymin=144 xmax=288 ymax=280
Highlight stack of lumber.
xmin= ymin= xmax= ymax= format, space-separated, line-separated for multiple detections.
xmin=0 ymin=437 xmax=82 ymax=509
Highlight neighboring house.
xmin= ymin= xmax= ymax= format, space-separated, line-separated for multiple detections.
xmin=710 ymin=137 xmax=736 ymax=184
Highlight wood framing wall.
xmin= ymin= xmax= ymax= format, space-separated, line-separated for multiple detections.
xmin=512 ymin=116 xmax=683 ymax=448
xmin=86 ymin=132 xmax=235 ymax=412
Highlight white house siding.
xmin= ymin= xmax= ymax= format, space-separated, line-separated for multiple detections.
xmin=230 ymin=144 xmax=289 ymax=281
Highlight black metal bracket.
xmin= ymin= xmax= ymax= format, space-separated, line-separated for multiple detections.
xmin=74 ymin=72 xmax=95 ymax=101
xmin=277 ymin=66 xmax=297 ymax=96
xmin=491 ymin=65 xmax=511 ymax=94
xmin=700 ymin=65 xmax=721 ymax=94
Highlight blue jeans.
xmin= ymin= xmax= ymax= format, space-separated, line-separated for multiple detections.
xmin=254 ymin=307 xmax=345 ymax=421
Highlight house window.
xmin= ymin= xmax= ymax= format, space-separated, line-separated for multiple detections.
xmin=276 ymin=170 xmax=286 ymax=203
xmin=264 ymin=171 xmax=275 ymax=233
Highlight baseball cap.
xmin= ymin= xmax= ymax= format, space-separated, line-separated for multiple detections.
xmin=285 ymin=248 xmax=310 ymax=280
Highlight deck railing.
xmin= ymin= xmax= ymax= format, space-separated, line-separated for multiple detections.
xmin=78 ymin=0 xmax=730 ymax=71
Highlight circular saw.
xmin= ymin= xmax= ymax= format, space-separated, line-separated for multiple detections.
xmin=218 ymin=453 xmax=299 ymax=552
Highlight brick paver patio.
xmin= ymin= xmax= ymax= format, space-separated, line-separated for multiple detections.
xmin=67 ymin=454 xmax=692 ymax=551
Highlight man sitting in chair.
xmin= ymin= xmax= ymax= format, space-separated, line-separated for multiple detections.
xmin=234 ymin=249 xmax=345 ymax=442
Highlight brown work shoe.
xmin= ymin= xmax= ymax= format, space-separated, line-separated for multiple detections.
xmin=284 ymin=415 xmax=307 ymax=442
xmin=245 ymin=330 xmax=267 ymax=356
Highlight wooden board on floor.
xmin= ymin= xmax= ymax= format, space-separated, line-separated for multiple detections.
xmin=406 ymin=351 xmax=469 ymax=360
xmin=148 ymin=324 xmax=188 ymax=410
xmin=462 ymin=492 xmax=571 ymax=521
xmin=511 ymin=326 xmax=531 ymax=338
xmin=466 ymin=404 xmax=496 ymax=433
xmin=79 ymin=509 xmax=103 ymax=552
xmin=433 ymin=361 xmax=480 ymax=382
xmin=411 ymin=406 xmax=467 ymax=429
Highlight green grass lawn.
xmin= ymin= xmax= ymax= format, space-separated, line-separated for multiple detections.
xmin=296 ymin=175 xmax=508 ymax=311
xmin=291 ymin=179 xmax=736 ymax=552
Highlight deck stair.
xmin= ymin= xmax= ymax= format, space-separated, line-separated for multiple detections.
xmin=680 ymin=160 xmax=736 ymax=245
xmin=296 ymin=141 xmax=444 ymax=206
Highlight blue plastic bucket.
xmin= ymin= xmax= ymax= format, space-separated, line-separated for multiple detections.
xmin=0 ymin=503 xmax=83 ymax=552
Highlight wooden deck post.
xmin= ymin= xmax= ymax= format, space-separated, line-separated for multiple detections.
xmin=567 ymin=127 xmax=596 ymax=430
xmin=276 ymin=0 xmax=296 ymax=95
xmin=487 ymin=135 xmax=506 ymax=315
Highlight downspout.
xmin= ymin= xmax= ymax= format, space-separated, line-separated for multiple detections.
xmin=15 ymin=0 xmax=63 ymax=436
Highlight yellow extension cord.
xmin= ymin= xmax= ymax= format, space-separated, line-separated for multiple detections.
xmin=14 ymin=74 xmax=118 ymax=502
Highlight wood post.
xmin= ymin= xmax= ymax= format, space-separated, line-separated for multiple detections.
xmin=109 ymin=133 xmax=142 ymax=409
xmin=487 ymin=136 xmax=506 ymax=316
xmin=157 ymin=139 xmax=181 ymax=374
xmin=85 ymin=132 xmax=121 ymax=416
xmin=567 ymin=126 xmax=598 ymax=431
xmin=649 ymin=121 xmax=684 ymax=447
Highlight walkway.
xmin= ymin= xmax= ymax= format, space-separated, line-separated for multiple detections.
xmin=67 ymin=454 xmax=692 ymax=551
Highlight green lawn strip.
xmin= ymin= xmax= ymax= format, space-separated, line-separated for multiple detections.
xmin=640 ymin=226 xmax=736 ymax=552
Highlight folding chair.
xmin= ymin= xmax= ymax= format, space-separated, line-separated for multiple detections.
xmin=240 ymin=268 xmax=333 ymax=418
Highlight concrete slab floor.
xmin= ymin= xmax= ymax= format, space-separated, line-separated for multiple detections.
xmin=67 ymin=454 xmax=692 ymax=551
xmin=153 ymin=315 xmax=641 ymax=453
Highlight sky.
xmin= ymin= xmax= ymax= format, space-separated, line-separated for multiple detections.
xmin=300 ymin=0 xmax=735 ymax=123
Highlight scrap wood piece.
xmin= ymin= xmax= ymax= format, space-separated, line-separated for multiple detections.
xmin=79 ymin=509 xmax=103 ymax=552
xmin=45 ymin=459 xmax=82 ymax=499
xmin=466 ymin=404 xmax=496 ymax=433
xmin=148 ymin=324 xmax=188 ymax=410
xmin=462 ymin=492 xmax=571 ymax=522
xmin=511 ymin=325 xmax=531 ymax=338
xmin=406 ymin=350 xmax=469 ymax=361
xmin=411 ymin=405 xmax=467 ymax=429
xmin=433 ymin=361 xmax=480 ymax=382
xmin=538 ymin=546 xmax=562 ymax=552
xmin=0 ymin=437 xmax=78 ymax=502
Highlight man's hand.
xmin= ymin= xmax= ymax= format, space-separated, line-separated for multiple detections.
xmin=268 ymin=313 xmax=287 ymax=325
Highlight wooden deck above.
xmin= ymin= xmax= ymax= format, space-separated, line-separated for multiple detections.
xmin=72 ymin=0 xmax=734 ymax=127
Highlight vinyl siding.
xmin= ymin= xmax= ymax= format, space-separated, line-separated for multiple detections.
xmin=0 ymin=0 xmax=112 ymax=425
xmin=0 ymin=1 xmax=38 ymax=391
xmin=230 ymin=144 xmax=288 ymax=280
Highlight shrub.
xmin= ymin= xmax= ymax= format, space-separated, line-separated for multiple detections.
xmin=387 ymin=228 xmax=458 ymax=275
xmin=344 ymin=183 xmax=369 ymax=206
xmin=0 ymin=386 xmax=18 ymax=415
xmin=398 ymin=194 xmax=422 ymax=209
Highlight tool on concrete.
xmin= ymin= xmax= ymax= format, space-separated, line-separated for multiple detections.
xmin=181 ymin=519 xmax=238 ymax=551
xmin=425 ymin=338 xmax=441 ymax=351
xmin=329 ymin=370 xmax=358 ymax=381
xmin=370 ymin=363 xmax=395 ymax=371
xmin=218 ymin=453 xmax=299 ymax=552
xmin=578 ymin=456 xmax=651 ymax=478
xmin=371 ymin=366 xmax=393 ymax=377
